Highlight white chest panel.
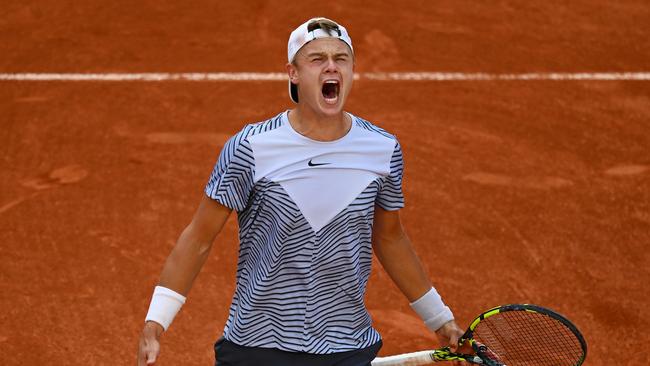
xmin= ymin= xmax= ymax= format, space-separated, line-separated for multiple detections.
xmin=248 ymin=114 xmax=396 ymax=232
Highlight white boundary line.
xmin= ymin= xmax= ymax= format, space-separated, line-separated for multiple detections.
xmin=363 ymin=72 xmax=650 ymax=81
xmin=0 ymin=72 xmax=649 ymax=81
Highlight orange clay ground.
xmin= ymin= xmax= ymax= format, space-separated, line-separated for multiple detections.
xmin=1 ymin=1 xmax=649 ymax=365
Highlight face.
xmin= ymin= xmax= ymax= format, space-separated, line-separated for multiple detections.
xmin=287 ymin=37 xmax=354 ymax=116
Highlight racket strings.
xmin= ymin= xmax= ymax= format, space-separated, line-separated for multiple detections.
xmin=492 ymin=312 xmax=580 ymax=364
xmin=474 ymin=310 xmax=584 ymax=366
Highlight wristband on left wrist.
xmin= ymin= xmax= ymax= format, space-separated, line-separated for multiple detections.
xmin=409 ymin=287 xmax=454 ymax=332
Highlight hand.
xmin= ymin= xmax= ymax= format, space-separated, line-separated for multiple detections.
xmin=435 ymin=320 xmax=464 ymax=352
xmin=137 ymin=321 xmax=164 ymax=365
xmin=435 ymin=320 xmax=467 ymax=366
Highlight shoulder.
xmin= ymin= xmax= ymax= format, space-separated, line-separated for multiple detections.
xmin=230 ymin=112 xmax=286 ymax=143
xmin=216 ymin=112 xmax=286 ymax=166
xmin=351 ymin=114 xmax=401 ymax=153
xmin=221 ymin=112 xmax=286 ymax=155
xmin=351 ymin=114 xmax=399 ymax=142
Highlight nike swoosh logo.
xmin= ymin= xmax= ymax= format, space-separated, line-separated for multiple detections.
xmin=308 ymin=159 xmax=331 ymax=167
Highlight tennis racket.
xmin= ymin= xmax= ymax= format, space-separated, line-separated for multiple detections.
xmin=372 ymin=304 xmax=587 ymax=366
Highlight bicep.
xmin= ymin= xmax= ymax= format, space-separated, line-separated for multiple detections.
xmin=372 ymin=205 xmax=406 ymax=245
xmin=186 ymin=194 xmax=233 ymax=243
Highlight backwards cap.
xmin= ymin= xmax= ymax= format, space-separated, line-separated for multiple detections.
xmin=287 ymin=17 xmax=354 ymax=103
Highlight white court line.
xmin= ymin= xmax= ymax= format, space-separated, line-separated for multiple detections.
xmin=0 ymin=72 xmax=649 ymax=81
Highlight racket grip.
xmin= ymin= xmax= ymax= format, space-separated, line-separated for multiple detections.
xmin=371 ymin=350 xmax=438 ymax=366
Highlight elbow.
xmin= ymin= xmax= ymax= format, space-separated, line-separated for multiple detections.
xmin=179 ymin=222 xmax=215 ymax=257
xmin=373 ymin=230 xmax=408 ymax=248
xmin=169 ymin=229 xmax=214 ymax=263
xmin=197 ymin=240 xmax=213 ymax=257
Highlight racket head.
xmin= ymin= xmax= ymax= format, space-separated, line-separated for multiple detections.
xmin=459 ymin=304 xmax=587 ymax=366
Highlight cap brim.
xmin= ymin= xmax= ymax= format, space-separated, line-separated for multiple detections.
xmin=289 ymin=81 xmax=299 ymax=103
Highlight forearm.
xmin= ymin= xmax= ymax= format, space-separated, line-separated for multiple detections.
xmin=144 ymin=196 xmax=230 ymax=334
xmin=372 ymin=232 xmax=432 ymax=302
xmin=139 ymin=216 xmax=218 ymax=363
xmin=373 ymin=230 xmax=456 ymax=332
xmin=158 ymin=222 xmax=214 ymax=296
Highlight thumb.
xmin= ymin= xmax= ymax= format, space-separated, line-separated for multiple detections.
xmin=146 ymin=351 xmax=157 ymax=365
xmin=145 ymin=343 xmax=159 ymax=365
xmin=448 ymin=334 xmax=459 ymax=352
xmin=445 ymin=325 xmax=460 ymax=352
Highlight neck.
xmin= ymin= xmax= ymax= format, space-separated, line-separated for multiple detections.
xmin=288 ymin=105 xmax=351 ymax=142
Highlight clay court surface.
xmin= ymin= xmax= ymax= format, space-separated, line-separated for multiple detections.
xmin=1 ymin=1 xmax=649 ymax=365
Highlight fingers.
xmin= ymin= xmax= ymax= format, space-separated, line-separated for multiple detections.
xmin=144 ymin=340 xmax=160 ymax=364
xmin=146 ymin=344 xmax=158 ymax=365
xmin=137 ymin=346 xmax=147 ymax=366
xmin=435 ymin=320 xmax=464 ymax=353
xmin=138 ymin=341 xmax=159 ymax=366
xmin=137 ymin=352 xmax=154 ymax=366
xmin=448 ymin=331 xmax=460 ymax=352
xmin=146 ymin=351 xmax=157 ymax=365
xmin=137 ymin=329 xmax=161 ymax=366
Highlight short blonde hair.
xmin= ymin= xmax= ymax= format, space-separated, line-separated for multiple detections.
xmin=291 ymin=19 xmax=350 ymax=66
xmin=307 ymin=18 xmax=342 ymax=36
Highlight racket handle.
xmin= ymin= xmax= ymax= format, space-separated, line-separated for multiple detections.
xmin=371 ymin=350 xmax=438 ymax=366
xmin=372 ymin=348 xmax=486 ymax=366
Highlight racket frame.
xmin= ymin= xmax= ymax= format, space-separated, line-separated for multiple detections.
xmin=371 ymin=303 xmax=587 ymax=366
xmin=458 ymin=303 xmax=588 ymax=366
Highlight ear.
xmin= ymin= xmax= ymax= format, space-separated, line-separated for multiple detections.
xmin=286 ymin=62 xmax=299 ymax=85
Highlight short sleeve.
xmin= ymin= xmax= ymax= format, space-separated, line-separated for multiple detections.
xmin=376 ymin=139 xmax=405 ymax=210
xmin=204 ymin=129 xmax=255 ymax=212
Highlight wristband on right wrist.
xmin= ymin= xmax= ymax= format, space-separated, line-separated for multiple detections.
xmin=409 ymin=287 xmax=454 ymax=332
xmin=144 ymin=286 xmax=186 ymax=331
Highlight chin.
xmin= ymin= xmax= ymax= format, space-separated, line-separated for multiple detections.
xmin=313 ymin=105 xmax=343 ymax=118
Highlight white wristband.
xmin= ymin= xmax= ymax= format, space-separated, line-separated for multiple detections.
xmin=145 ymin=286 xmax=186 ymax=331
xmin=409 ymin=287 xmax=454 ymax=332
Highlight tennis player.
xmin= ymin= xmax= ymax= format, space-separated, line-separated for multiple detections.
xmin=137 ymin=17 xmax=464 ymax=366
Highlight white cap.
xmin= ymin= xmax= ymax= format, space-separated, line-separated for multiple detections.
xmin=287 ymin=17 xmax=354 ymax=103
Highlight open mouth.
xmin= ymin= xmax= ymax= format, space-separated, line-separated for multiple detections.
xmin=322 ymin=80 xmax=340 ymax=104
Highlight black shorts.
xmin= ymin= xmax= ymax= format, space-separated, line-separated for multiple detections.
xmin=214 ymin=337 xmax=383 ymax=366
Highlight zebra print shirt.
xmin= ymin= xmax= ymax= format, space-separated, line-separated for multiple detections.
xmin=205 ymin=111 xmax=404 ymax=354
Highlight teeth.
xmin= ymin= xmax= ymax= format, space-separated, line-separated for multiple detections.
xmin=322 ymin=80 xmax=340 ymax=104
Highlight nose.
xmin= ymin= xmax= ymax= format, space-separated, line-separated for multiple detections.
xmin=323 ymin=56 xmax=338 ymax=73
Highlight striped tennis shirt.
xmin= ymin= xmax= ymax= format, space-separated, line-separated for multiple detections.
xmin=204 ymin=110 xmax=404 ymax=354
